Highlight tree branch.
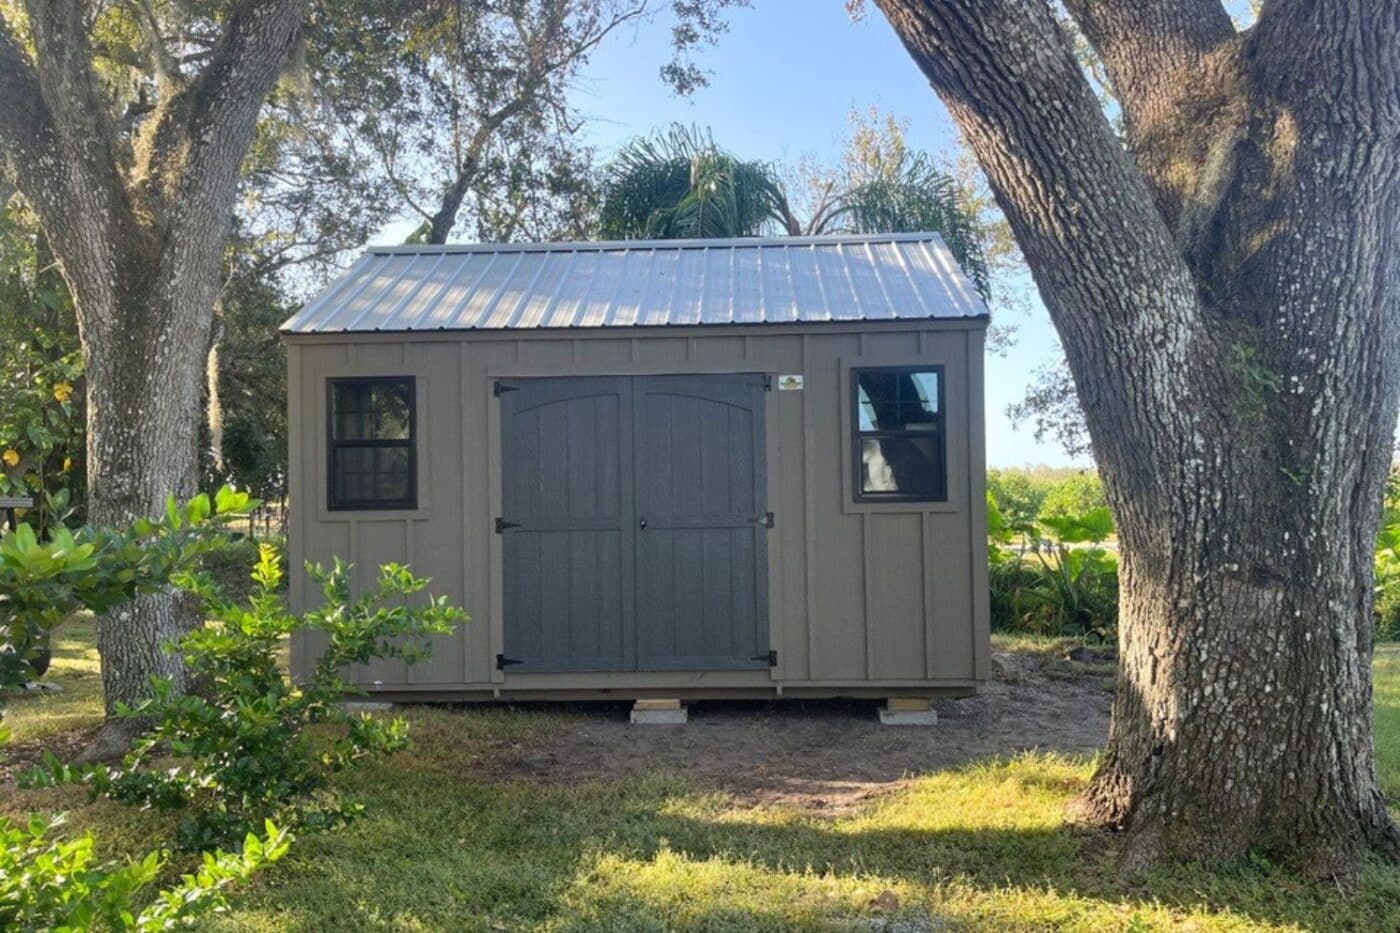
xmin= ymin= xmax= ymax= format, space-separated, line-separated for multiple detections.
xmin=137 ymin=0 xmax=307 ymax=230
xmin=0 ymin=17 xmax=56 ymax=198
xmin=1251 ymin=0 xmax=1400 ymax=129
xmin=126 ymin=0 xmax=181 ymax=84
xmin=872 ymin=0 xmax=1212 ymax=502
xmin=1062 ymin=0 xmax=1235 ymax=116
xmin=8 ymin=2 xmax=136 ymax=329
xmin=1061 ymin=0 xmax=1240 ymax=234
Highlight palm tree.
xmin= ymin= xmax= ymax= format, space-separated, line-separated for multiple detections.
xmin=815 ymin=151 xmax=990 ymax=299
xmin=597 ymin=124 xmax=989 ymax=301
xmin=597 ymin=125 xmax=789 ymax=240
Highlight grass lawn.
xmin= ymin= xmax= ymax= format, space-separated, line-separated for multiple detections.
xmin=4 ymin=626 xmax=1400 ymax=932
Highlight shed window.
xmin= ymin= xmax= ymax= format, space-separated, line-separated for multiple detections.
xmin=327 ymin=377 xmax=416 ymax=510
xmin=852 ymin=367 xmax=946 ymax=501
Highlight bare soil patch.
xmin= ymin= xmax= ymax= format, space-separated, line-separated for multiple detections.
xmin=487 ymin=650 xmax=1112 ymax=814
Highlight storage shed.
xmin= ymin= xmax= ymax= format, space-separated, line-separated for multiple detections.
xmin=283 ymin=232 xmax=990 ymax=702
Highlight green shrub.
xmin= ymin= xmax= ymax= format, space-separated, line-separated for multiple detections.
xmin=988 ymin=498 xmax=1119 ymax=642
xmin=0 ymin=814 xmax=288 ymax=932
xmin=27 ymin=544 xmax=467 ymax=850
xmin=197 ymin=534 xmax=285 ymax=605
xmin=1375 ymin=475 xmax=1400 ymax=642
xmin=1 ymin=486 xmax=256 ymax=699
xmin=986 ymin=468 xmax=1047 ymax=528
xmin=1375 ymin=589 xmax=1400 ymax=642
xmin=1 ymin=487 xmax=289 ymax=929
xmin=1037 ymin=471 xmax=1108 ymax=521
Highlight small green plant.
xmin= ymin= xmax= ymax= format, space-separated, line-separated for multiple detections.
xmin=27 ymin=544 xmax=467 ymax=849
xmin=0 ymin=813 xmax=288 ymax=931
xmin=0 ymin=486 xmax=256 ymax=696
xmin=988 ymin=501 xmax=1119 ymax=641
xmin=1374 ymin=468 xmax=1400 ymax=641
xmin=1037 ymin=471 xmax=1108 ymax=521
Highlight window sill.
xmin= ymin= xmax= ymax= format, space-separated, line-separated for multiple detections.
xmin=840 ymin=497 xmax=962 ymax=516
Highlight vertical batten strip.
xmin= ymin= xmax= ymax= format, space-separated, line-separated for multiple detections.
xmin=287 ymin=345 xmax=304 ymax=679
xmin=966 ymin=328 xmax=990 ymax=681
xmin=922 ymin=510 xmax=935 ymax=679
xmin=459 ymin=341 xmax=473 ymax=682
xmin=801 ymin=334 xmax=816 ymax=681
xmin=862 ymin=511 xmax=874 ymax=680
xmin=405 ymin=340 xmax=415 ymax=686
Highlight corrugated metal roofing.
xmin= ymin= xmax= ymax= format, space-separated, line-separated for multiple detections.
xmin=281 ymin=233 xmax=988 ymax=334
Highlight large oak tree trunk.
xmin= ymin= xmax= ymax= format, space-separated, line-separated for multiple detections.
xmin=872 ymin=0 xmax=1400 ymax=874
xmin=78 ymin=258 xmax=220 ymax=725
xmin=0 ymin=0 xmax=309 ymax=752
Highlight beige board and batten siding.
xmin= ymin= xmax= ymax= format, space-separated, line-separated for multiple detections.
xmin=285 ymin=234 xmax=989 ymax=699
xmin=286 ymin=323 xmax=988 ymax=697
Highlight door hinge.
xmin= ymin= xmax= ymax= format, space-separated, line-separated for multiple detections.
xmin=496 ymin=653 xmax=523 ymax=669
xmin=493 ymin=381 xmax=518 ymax=397
xmin=752 ymin=649 xmax=777 ymax=666
xmin=757 ymin=511 xmax=774 ymax=528
xmin=495 ymin=517 xmax=521 ymax=533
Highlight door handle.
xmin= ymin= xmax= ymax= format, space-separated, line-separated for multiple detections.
xmin=639 ymin=517 xmax=647 ymax=530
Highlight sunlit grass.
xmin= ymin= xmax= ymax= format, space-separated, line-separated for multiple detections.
xmin=5 ymin=627 xmax=1400 ymax=930
xmin=1 ymin=616 xmax=104 ymax=744
xmin=1376 ymin=645 xmax=1400 ymax=803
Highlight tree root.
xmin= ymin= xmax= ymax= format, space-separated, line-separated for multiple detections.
xmin=72 ymin=717 xmax=143 ymax=764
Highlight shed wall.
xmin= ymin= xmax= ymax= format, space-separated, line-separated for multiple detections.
xmin=288 ymin=321 xmax=989 ymax=695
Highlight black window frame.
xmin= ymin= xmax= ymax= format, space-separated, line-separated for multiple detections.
xmin=850 ymin=364 xmax=947 ymax=503
xmin=326 ymin=375 xmax=418 ymax=511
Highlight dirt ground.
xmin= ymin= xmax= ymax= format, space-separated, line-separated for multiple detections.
xmin=2 ymin=649 xmax=1114 ymax=809
xmin=492 ymin=650 xmax=1114 ymax=813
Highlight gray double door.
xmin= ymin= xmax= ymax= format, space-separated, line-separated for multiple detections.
xmin=499 ymin=374 xmax=770 ymax=673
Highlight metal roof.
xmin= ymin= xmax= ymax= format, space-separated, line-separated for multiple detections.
xmin=281 ymin=232 xmax=988 ymax=334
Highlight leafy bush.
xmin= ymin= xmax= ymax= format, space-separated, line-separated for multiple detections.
xmin=986 ymin=466 xmax=1109 ymax=528
xmin=0 ymin=486 xmax=256 ymax=698
xmin=0 ymin=815 xmax=288 ymax=932
xmin=197 ymin=534 xmax=285 ymax=605
xmin=1375 ymin=467 xmax=1400 ymax=641
xmin=27 ymin=545 xmax=467 ymax=850
xmin=986 ymin=469 xmax=1048 ymax=529
xmin=0 ymin=201 xmax=85 ymax=529
xmin=988 ymin=496 xmax=1119 ymax=641
xmin=1 ymin=486 xmax=290 ymax=929
xmin=1038 ymin=471 xmax=1108 ymax=521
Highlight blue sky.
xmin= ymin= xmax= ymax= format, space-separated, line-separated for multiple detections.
xmin=374 ymin=1 xmax=1082 ymax=468
xmin=572 ymin=1 xmax=1079 ymax=468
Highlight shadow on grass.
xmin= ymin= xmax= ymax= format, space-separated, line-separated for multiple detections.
xmin=214 ymin=751 xmax=1400 ymax=932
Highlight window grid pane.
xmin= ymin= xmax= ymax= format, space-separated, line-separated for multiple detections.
xmin=331 ymin=380 xmax=411 ymax=441
xmin=853 ymin=367 xmax=946 ymax=502
xmin=329 ymin=377 xmax=416 ymax=510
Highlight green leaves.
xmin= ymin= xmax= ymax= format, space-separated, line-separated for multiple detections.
xmin=1039 ymin=507 xmax=1114 ymax=545
xmin=29 ymin=540 xmax=466 ymax=850
xmin=0 ymin=814 xmax=289 ymax=932
xmin=988 ymin=505 xmax=1119 ymax=642
xmin=831 ymin=150 xmax=991 ymax=301
xmin=598 ymin=125 xmax=790 ymax=240
xmin=0 ymin=485 xmax=259 ymax=695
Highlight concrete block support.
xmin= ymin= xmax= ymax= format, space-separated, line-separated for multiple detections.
xmin=879 ymin=697 xmax=937 ymax=725
xmin=631 ymin=698 xmax=687 ymax=724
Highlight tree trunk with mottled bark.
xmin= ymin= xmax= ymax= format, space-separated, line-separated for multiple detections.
xmin=872 ymin=0 xmax=1400 ymax=875
xmin=78 ymin=256 xmax=220 ymax=722
xmin=0 ymin=0 xmax=308 ymax=751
